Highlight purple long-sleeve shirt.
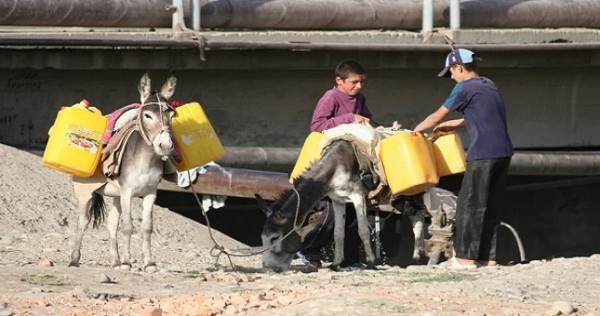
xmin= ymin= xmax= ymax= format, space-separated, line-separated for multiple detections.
xmin=310 ymin=87 xmax=373 ymax=132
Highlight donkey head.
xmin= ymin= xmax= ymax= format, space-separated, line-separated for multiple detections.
xmin=137 ymin=73 xmax=177 ymax=159
xmin=256 ymin=193 xmax=317 ymax=272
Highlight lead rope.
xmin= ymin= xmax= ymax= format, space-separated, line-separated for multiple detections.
xmin=136 ymin=99 xmax=153 ymax=146
xmin=184 ymin=171 xmax=304 ymax=271
xmin=137 ymin=97 xmax=172 ymax=147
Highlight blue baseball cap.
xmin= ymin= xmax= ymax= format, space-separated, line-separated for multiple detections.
xmin=438 ymin=48 xmax=476 ymax=77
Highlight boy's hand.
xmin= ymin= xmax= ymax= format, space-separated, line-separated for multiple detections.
xmin=353 ymin=114 xmax=370 ymax=125
xmin=433 ymin=125 xmax=455 ymax=132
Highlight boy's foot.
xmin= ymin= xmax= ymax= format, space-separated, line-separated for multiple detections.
xmin=477 ymin=260 xmax=497 ymax=267
xmin=437 ymin=257 xmax=479 ymax=270
xmin=309 ymin=260 xmax=322 ymax=269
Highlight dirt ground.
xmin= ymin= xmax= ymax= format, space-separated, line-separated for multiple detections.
xmin=1 ymin=143 xmax=599 ymax=316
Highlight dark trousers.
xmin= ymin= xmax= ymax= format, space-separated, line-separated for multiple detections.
xmin=300 ymin=200 xmax=361 ymax=265
xmin=453 ymin=157 xmax=511 ymax=261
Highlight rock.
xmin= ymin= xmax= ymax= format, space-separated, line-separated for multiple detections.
xmin=141 ymin=307 xmax=162 ymax=316
xmin=0 ymin=308 xmax=14 ymax=316
xmin=544 ymin=309 xmax=560 ymax=316
xmin=37 ymin=259 xmax=54 ymax=267
xmin=97 ymin=273 xmax=113 ymax=283
xmin=552 ymin=301 xmax=575 ymax=315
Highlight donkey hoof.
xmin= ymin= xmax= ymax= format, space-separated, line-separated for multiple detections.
xmin=68 ymin=261 xmax=80 ymax=267
xmin=117 ymin=263 xmax=132 ymax=271
xmin=365 ymin=262 xmax=377 ymax=270
xmin=144 ymin=263 xmax=158 ymax=273
xmin=328 ymin=264 xmax=341 ymax=272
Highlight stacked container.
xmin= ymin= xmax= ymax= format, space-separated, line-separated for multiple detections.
xmin=379 ymin=131 xmax=439 ymax=195
xmin=429 ymin=131 xmax=467 ymax=177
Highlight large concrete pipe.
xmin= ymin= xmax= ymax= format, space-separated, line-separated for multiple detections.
xmin=197 ymin=0 xmax=429 ymax=30
xmin=0 ymin=0 xmax=171 ymax=27
xmin=198 ymin=0 xmax=600 ymax=30
xmin=2 ymin=0 xmax=600 ymax=29
xmin=459 ymin=0 xmax=600 ymax=29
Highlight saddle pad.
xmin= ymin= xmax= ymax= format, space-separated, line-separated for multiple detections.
xmin=101 ymin=120 xmax=137 ymax=178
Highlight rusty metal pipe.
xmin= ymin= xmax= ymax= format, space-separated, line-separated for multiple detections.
xmin=216 ymin=147 xmax=600 ymax=177
xmin=157 ymin=149 xmax=600 ymax=200
xmin=216 ymin=146 xmax=299 ymax=173
xmin=509 ymin=151 xmax=600 ymax=176
xmin=158 ymin=167 xmax=291 ymax=200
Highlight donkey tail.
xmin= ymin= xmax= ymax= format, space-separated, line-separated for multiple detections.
xmin=89 ymin=193 xmax=107 ymax=229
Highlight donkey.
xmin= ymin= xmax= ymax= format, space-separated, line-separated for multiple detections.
xmin=68 ymin=73 xmax=176 ymax=272
xmin=257 ymin=138 xmax=378 ymax=272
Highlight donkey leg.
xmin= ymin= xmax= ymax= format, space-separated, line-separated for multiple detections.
xmin=140 ymin=193 xmax=157 ymax=272
xmin=69 ymin=197 xmax=92 ymax=267
xmin=351 ymin=196 xmax=376 ymax=269
xmin=329 ymin=201 xmax=347 ymax=271
xmin=410 ymin=213 xmax=426 ymax=264
xmin=118 ymin=192 xmax=134 ymax=269
xmin=106 ymin=197 xmax=123 ymax=268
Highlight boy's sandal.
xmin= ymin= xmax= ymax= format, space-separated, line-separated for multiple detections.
xmin=437 ymin=257 xmax=479 ymax=270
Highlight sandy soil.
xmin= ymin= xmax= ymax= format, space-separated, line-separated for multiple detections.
xmin=0 ymin=143 xmax=599 ymax=316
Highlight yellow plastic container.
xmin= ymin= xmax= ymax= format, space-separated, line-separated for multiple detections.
xmin=379 ymin=132 xmax=438 ymax=195
xmin=430 ymin=131 xmax=466 ymax=177
xmin=42 ymin=106 xmax=108 ymax=177
xmin=172 ymin=102 xmax=224 ymax=171
xmin=289 ymin=132 xmax=326 ymax=182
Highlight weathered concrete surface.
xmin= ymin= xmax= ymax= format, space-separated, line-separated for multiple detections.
xmin=0 ymin=47 xmax=599 ymax=150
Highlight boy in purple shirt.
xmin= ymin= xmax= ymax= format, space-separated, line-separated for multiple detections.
xmin=301 ymin=60 xmax=427 ymax=269
xmin=310 ymin=60 xmax=372 ymax=132
xmin=300 ymin=60 xmax=372 ymax=269
xmin=414 ymin=48 xmax=513 ymax=269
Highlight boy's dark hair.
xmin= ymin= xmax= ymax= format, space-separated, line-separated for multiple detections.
xmin=462 ymin=55 xmax=482 ymax=73
xmin=335 ymin=60 xmax=367 ymax=80
xmin=462 ymin=62 xmax=478 ymax=73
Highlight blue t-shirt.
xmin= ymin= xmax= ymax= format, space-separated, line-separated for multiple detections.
xmin=443 ymin=77 xmax=513 ymax=161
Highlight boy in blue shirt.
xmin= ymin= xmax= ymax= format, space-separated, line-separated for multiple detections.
xmin=414 ymin=48 xmax=513 ymax=268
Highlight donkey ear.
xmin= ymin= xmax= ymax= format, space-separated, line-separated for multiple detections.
xmin=138 ymin=73 xmax=151 ymax=104
xmin=255 ymin=194 xmax=272 ymax=217
xmin=160 ymin=73 xmax=177 ymax=100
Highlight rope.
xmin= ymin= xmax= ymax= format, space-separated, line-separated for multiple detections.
xmin=184 ymin=170 xmax=304 ymax=271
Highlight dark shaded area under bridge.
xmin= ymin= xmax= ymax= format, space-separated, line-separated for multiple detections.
xmin=156 ymin=171 xmax=600 ymax=267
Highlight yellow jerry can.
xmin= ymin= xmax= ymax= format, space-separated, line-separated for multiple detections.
xmin=379 ymin=131 xmax=439 ymax=196
xmin=171 ymin=102 xmax=224 ymax=171
xmin=429 ymin=131 xmax=466 ymax=177
xmin=289 ymin=132 xmax=326 ymax=182
xmin=42 ymin=106 xmax=108 ymax=177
